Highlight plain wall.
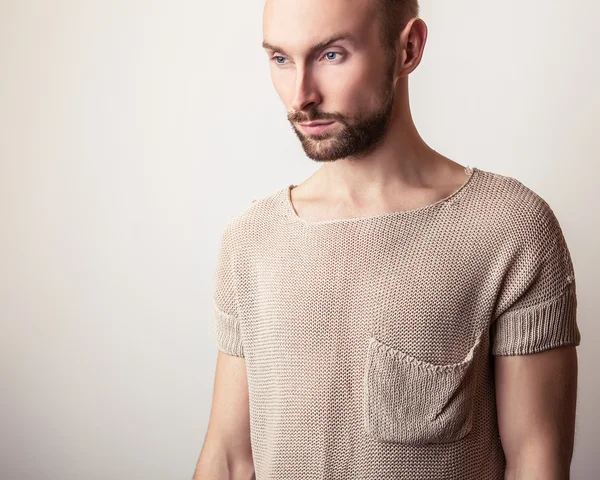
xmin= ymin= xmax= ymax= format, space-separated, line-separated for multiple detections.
xmin=1 ymin=1 xmax=598 ymax=478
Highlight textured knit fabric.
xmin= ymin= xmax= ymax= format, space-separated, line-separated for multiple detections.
xmin=211 ymin=166 xmax=581 ymax=480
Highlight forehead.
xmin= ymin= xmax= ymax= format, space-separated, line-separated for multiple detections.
xmin=263 ymin=0 xmax=378 ymax=53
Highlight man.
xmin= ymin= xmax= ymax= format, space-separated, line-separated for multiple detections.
xmin=194 ymin=0 xmax=581 ymax=478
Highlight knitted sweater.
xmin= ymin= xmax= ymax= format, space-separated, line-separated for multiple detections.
xmin=211 ymin=166 xmax=581 ymax=479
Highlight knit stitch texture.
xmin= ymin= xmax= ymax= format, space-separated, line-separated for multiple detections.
xmin=212 ymin=166 xmax=580 ymax=479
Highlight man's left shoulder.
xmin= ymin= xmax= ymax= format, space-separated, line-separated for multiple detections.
xmin=471 ymin=168 xmax=565 ymax=238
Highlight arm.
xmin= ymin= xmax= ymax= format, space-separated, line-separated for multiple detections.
xmin=193 ymin=350 xmax=255 ymax=480
xmin=494 ymin=346 xmax=578 ymax=480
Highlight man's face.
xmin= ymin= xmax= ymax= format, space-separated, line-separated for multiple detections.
xmin=263 ymin=0 xmax=397 ymax=162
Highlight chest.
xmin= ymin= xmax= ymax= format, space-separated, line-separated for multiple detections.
xmin=238 ymin=229 xmax=493 ymax=365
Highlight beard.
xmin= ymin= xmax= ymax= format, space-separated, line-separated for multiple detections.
xmin=287 ymin=61 xmax=396 ymax=162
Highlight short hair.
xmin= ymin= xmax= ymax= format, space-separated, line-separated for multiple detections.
xmin=375 ymin=0 xmax=420 ymax=56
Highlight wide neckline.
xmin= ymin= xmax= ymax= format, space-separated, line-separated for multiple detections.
xmin=284 ymin=166 xmax=480 ymax=225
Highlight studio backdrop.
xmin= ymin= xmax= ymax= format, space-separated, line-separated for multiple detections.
xmin=1 ymin=1 xmax=598 ymax=479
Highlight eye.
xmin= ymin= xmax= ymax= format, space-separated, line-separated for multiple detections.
xmin=270 ymin=51 xmax=345 ymax=66
xmin=322 ymin=51 xmax=343 ymax=62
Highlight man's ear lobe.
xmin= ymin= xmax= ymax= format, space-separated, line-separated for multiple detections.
xmin=393 ymin=47 xmax=408 ymax=80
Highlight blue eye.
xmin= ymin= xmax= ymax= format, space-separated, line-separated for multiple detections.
xmin=270 ymin=51 xmax=344 ymax=65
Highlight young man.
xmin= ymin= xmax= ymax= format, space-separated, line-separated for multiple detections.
xmin=195 ymin=0 xmax=581 ymax=478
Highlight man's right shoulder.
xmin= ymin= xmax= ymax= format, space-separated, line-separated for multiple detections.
xmin=218 ymin=185 xmax=288 ymax=242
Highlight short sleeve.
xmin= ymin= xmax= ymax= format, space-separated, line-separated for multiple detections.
xmin=212 ymin=222 xmax=244 ymax=357
xmin=490 ymin=198 xmax=581 ymax=356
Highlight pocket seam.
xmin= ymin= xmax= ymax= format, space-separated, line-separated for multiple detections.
xmin=368 ymin=330 xmax=483 ymax=374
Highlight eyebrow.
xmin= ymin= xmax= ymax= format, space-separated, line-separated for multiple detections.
xmin=261 ymin=32 xmax=356 ymax=56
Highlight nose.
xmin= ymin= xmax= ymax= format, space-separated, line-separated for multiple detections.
xmin=290 ymin=66 xmax=321 ymax=112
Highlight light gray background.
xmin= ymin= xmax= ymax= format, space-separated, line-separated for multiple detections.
xmin=1 ymin=1 xmax=598 ymax=478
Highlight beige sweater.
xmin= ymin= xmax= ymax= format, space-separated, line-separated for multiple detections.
xmin=212 ymin=166 xmax=581 ymax=479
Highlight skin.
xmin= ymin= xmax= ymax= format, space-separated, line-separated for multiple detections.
xmin=495 ymin=347 xmax=578 ymax=479
xmin=194 ymin=0 xmax=579 ymax=478
xmin=193 ymin=352 xmax=254 ymax=480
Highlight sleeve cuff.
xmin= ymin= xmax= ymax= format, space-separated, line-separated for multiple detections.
xmin=214 ymin=300 xmax=245 ymax=357
xmin=491 ymin=281 xmax=581 ymax=356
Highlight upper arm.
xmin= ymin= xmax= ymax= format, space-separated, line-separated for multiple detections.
xmin=494 ymin=346 xmax=578 ymax=477
xmin=205 ymin=350 xmax=252 ymax=451
xmin=489 ymin=196 xmax=581 ymax=476
xmin=205 ymin=219 xmax=252 ymax=453
xmin=196 ymin=350 xmax=253 ymax=474
xmin=196 ymin=216 xmax=255 ymax=476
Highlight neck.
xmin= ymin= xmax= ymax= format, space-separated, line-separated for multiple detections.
xmin=316 ymin=81 xmax=442 ymax=192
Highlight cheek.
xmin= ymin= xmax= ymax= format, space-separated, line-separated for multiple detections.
xmin=324 ymin=69 xmax=380 ymax=114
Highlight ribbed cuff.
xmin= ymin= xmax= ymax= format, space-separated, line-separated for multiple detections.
xmin=491 ymin=281 xmax=580 ymax=356
xmin=214 ymin=301 xmax=244 ymax=357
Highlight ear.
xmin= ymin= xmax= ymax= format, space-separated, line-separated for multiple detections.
xmin=394 ymin=17 xmax=428 ymax=80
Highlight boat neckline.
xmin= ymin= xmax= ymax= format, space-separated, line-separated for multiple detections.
xmin=283 ymin=166 xmax=481 ymax=225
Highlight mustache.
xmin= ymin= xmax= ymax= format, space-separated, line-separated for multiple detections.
xmin=288 ymin=111 xmax=344 ymax=124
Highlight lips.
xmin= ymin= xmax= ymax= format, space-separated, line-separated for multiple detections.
xmin=300 ymin=121 xmax=334 ymax=126
xmin=299 ymin=121 xmax=335 ymax=134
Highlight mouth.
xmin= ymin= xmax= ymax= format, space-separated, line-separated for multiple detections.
xmin=299 ymin=121 xmax=335 ymax=134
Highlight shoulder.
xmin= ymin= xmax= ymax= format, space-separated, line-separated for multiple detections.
xmin=473 ymin=168 xmax=575 ymax=293
xmin=219 ymin=185 xmax=289 ymax=244
xmin=472 ymin=168 xmax=565 ymax=242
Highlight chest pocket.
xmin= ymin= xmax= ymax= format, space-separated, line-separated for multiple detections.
xmin=362 ymin=329 xmax=483 ymax=445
